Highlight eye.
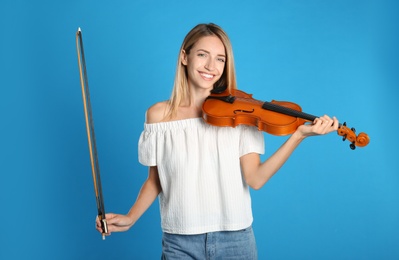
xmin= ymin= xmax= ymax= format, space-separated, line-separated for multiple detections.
xmin=197 ymin=52 xmax=207 ymax=57
xmin=217 ymin=57 xmax=226 ymax=63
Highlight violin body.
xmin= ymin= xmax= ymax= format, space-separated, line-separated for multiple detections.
xmin=203 ymin=89 xmax=307 ymax=136
xmin=202 ymin=87 xmax=369 ymax=149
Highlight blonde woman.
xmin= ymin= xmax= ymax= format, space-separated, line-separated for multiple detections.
xmin=96 ymin=23 xmax=338 ymax=259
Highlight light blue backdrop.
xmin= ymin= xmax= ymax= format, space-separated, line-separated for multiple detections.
xmin=1 ymin=0 xmax=398 ymax=259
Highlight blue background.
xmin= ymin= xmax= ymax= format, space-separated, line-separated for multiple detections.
xmin=1 ymin=0 xmax=398 ymax=259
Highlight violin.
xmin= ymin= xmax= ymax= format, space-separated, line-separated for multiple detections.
xmin=202 ymin=86 xmax=369 ymax=150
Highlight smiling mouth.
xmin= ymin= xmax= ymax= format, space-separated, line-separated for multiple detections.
xmin=200 ymin=72 xmax=215 ymax=80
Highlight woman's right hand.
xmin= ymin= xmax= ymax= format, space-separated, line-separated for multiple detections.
xmin=95 ymin=166 xmax=162 ymax=237
xmin=96 ymin=213 xmax=134 ymax=236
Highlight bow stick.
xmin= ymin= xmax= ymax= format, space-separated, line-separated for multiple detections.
xmin=76 ymin=27 xmax=108 ymax=240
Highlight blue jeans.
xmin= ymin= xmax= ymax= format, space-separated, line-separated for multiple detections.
xmin=161 ymin=226 xmax=257 ymax=259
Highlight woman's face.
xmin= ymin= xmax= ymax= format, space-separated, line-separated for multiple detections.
xmin=182 ymin=35 xmax=226 ymax=91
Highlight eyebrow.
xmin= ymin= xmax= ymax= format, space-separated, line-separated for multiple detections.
xmin=196 ymin=49 xmax=226 ymax=57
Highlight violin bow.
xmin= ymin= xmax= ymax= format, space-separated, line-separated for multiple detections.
xmin=76 ymin=27 xmax=108 ymax=240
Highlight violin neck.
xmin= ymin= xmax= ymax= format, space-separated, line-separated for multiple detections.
xmin=262 ymin=101 xmax=317 ymax=122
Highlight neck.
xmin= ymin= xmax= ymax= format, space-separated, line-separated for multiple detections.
xmin=176 ymin=87 xmax=211 ymax=118
xmin=184 ymin=86 xmax=212 ymax=106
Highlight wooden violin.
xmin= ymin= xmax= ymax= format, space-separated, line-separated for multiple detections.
xmin=202 ymin=86 xmax=369 ymax=150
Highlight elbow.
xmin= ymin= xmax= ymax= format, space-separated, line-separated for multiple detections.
xmin=245 ymin=173 xmax=272 ymax=190
xmin=248 ymin=182 xmax=264 ymax=190
xmin=246 ymin=178 xmax=266 ymax=190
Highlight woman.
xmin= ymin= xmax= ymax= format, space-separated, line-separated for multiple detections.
xmin=96 ymin=23 xmax=338 ymax=259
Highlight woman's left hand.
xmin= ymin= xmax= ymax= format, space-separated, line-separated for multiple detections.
xmin=296 ymin=115 xmax=339 ymax=138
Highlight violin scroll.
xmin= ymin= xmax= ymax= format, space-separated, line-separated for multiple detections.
xmin=337 ymin=122 xmax=370 ymax=150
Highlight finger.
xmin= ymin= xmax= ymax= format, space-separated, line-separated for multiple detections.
xmin=96 ymin=226 xmax=104 ymax=233
xmin=320 ymin=115 xmax=329 ymax=123
xmin=332 ymin=116 xmax=339 ymax=130
xmin=324 ymin=119 xmax=333 ymax=127
xmin=318 ymin=115 xmax=334 ymax=128
xmin=313 ymin=118 xmax=323 ymax=125
xmin=104 ymin=213 xmax=117 ymax=221
xmin=96 ymin=222 xmax=105 ymax=233
xmin=105 ymin=214 xmax=119 ymax=225
xmin=95 ymin=214 xmax=112 ymax=233
xmin=322 ymin=117 xmax=338 ymax=133
xmin=95 ymin=213 xmax=115 ymax=228
xmin=106 ymin=225 xmax=128 ymax=233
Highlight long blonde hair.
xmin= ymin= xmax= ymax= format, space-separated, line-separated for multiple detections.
xmin=166 ymin=23 xmax=237 ymax=119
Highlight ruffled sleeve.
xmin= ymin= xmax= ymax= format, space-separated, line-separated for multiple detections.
xmin=239 ymin=125 xmax=265 ymax=157
xmin=138 ymin=123 xmax=157 ymax=166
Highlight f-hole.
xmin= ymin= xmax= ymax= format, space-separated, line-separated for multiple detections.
xmin=234 ymin=109 xmax=254 ymax=114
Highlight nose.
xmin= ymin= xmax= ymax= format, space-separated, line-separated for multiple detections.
xmin=204 ymin=58 xmax=215 ymax=70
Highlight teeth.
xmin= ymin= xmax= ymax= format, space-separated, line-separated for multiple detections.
xmin=201 ymin=73 xmax=214 ymax=79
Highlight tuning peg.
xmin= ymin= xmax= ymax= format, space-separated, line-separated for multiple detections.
xmin=351 ymin=127 xmax=356 ymax=133
xmin=350 ymin=142 xmax=356 ymax=150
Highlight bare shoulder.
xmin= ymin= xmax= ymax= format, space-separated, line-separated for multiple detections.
xmin=145 ymin=101 xmax=170 ymax=124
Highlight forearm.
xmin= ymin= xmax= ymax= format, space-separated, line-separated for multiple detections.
xmin=261 ymin=131 xmax=304 ymax=178
xmin=259 ymin=115 xmax=339 ymax=180
xmin=243 ymin=116 xmax=339 ymax=189
xmin=127 ymin=166 xmax=162 ymax=225
xmin=243 ymin=131 xmax=305 ymax=189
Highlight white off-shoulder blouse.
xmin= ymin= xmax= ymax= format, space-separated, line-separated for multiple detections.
xmin=138 ymin=118 xmax=264 ymax=235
